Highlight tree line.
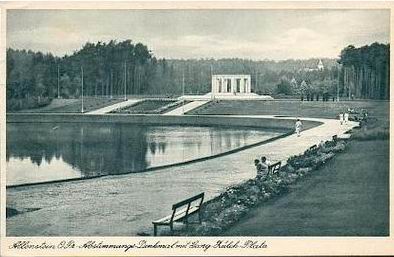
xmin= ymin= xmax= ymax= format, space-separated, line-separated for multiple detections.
xmin=338 ymin=42 xmax=389 ymax=100
xmin=6 ymin=40 xmax=389 ymax=110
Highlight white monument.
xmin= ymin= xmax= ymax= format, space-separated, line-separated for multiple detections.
xmin=180 ymin=74 xmax=273 ymax=101
xmin=211 ymin=74 xmax=252 ymax=95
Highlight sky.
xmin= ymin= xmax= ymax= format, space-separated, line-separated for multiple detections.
xmin=7 ymin=9 xmax=390 ymax=60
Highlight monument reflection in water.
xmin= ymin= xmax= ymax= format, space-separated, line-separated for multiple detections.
xmin=6 ymin=123 xmax=282 ymax=186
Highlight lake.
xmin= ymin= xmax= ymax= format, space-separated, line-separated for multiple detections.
xmin=6 ymin=123 xmax=283 ymax=186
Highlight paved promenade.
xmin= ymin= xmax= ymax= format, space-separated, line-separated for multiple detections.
xmin=6 ymin=115 xmax=357 ymax=236
xmin=85 ymin=99 xmax=142 ymax=114
xmin=162 ymin=100 xmax=208 ymax=115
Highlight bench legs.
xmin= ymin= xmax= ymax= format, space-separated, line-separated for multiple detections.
xmin=153 ymin=223 xmax=174 ymax=236
xmin=153 ymin=224 xmax=158 ymax=236
xmin=153 ymin=212 xmax=203 ymax=236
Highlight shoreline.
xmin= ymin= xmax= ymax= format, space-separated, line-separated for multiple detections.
xmin=6 ymin=115 xmax=357 ymax=236
xmin=6 ymin=113 xmax=322 ymax=131
xmin=7 ymin=129 xmax=292 ymax=189
xmin=6 ymin=113 xmax=320 ymax=189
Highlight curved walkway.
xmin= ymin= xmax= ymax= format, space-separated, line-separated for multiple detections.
xmin=6 ymin=115 xmax=357 ymax=236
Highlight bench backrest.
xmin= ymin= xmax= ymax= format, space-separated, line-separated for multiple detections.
xmin=307 ymin=144 xmax=318 ymax=155
xmin=170 ymin=192 xmax=204 ymax=223
xmin=172 ymin=192 xmax=204 ymax=210
xmin=268 ymin=161 xmax=281 ymax=175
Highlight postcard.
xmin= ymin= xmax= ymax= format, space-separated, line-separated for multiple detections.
xmin=1 ymin=1 xmax=393 ymax=256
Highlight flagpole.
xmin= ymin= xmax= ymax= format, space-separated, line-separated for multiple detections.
xmin=124 ymin=61 xmax=127 ymax=101
xmin=182 ymin=69 xmax=185 ymax=114
xmin=57 ymin=64 xmax=60 ymax=99
xmin=81 ymin=66 xmax=84 ymax=113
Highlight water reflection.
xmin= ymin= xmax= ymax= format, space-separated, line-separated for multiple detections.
xmin=6 ymin=123 xmax=282 ymax=186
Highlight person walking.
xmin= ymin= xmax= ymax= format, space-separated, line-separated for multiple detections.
xmin=339 ymin=112 xmax=344 ymax=125
xmin=344 ymin=112 xmax=349 ymax=124
xmin=295 ymin=119 xmax=303 ymax=137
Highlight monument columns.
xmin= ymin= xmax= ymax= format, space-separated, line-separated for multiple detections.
xmin=211 ymin=75 xmax=252 ymax=95
xmin=245 ymin=78 xmax=250 ymax=93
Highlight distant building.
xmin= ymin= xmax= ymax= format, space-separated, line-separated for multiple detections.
xmin=317 ymin=59 xmax=324 ymax=71
xmin=302 ymin=59 xmax=324 ymax=72
xmin=211 ymin=74 xmax=251 ymax=95
xmin=179 ymin=74 xmax=273 ymax=101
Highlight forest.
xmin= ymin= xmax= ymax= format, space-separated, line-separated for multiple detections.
xmin=6 ymin=40 xmax=390 ymax=111
xmin=339 ymin=43 xmax=390 ymax=100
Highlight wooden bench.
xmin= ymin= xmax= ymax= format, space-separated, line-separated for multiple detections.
xmin=152 ymin=192 xmax=204 ymax=236
xmin=268 ymin=161 xmax=281 ymax=175
xmin=307 ymin=144 xmax=318 ymax=154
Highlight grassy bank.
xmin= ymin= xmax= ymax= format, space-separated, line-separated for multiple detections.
xmin=110 ymin=99 xmax=177 ymax=114
xmin=223 ymin=139 xmax=389 ymax=236
xmin=16 ymin=97 xmax=124 ymax=113
xmin=109 ymin=99 xmax=192 ymax=114
xmin=188 ymin=100 xmax=389 ymax=120
xmin=7 ymin=97 xmax=52 ymax=112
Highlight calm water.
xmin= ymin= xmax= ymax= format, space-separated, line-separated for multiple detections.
xmin=6 ymin=123 xmax=283 ymax=186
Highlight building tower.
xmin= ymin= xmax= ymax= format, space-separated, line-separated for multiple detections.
xmin=317 ymin=59 xmax=324 ymax=71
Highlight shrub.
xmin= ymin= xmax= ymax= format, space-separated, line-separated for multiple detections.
xmin=287 ymin=155 xmax=316 ymax=169
xmin=214 ymin=204 xmax=248 ymax=226
xmin=7 ymin=97 xmax=52 ymax=111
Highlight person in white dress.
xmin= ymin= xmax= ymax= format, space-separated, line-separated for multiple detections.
xmin=344 ymin=112 xmax=349 ymax=124
xmin=295 ymin=119 xmax=303 ymax=137
xmin=339 ymin=112 xmax=344 ymax=125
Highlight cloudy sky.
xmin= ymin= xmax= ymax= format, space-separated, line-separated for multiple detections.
xmin=7 ymin=9 xmax=390 ymax=60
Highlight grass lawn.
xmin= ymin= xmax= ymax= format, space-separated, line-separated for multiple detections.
xmin=189 ymin=100 xmax=389 ymax=120
xmin=113 ymin=99 xmax=176 ymax=114
xmin=223 ymin=139 xmax=389 ymax=236
xmin=18 ymin=97 xmax=124 ymax=113
xmin=112 ymin=99 xmax=193 ymax=114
